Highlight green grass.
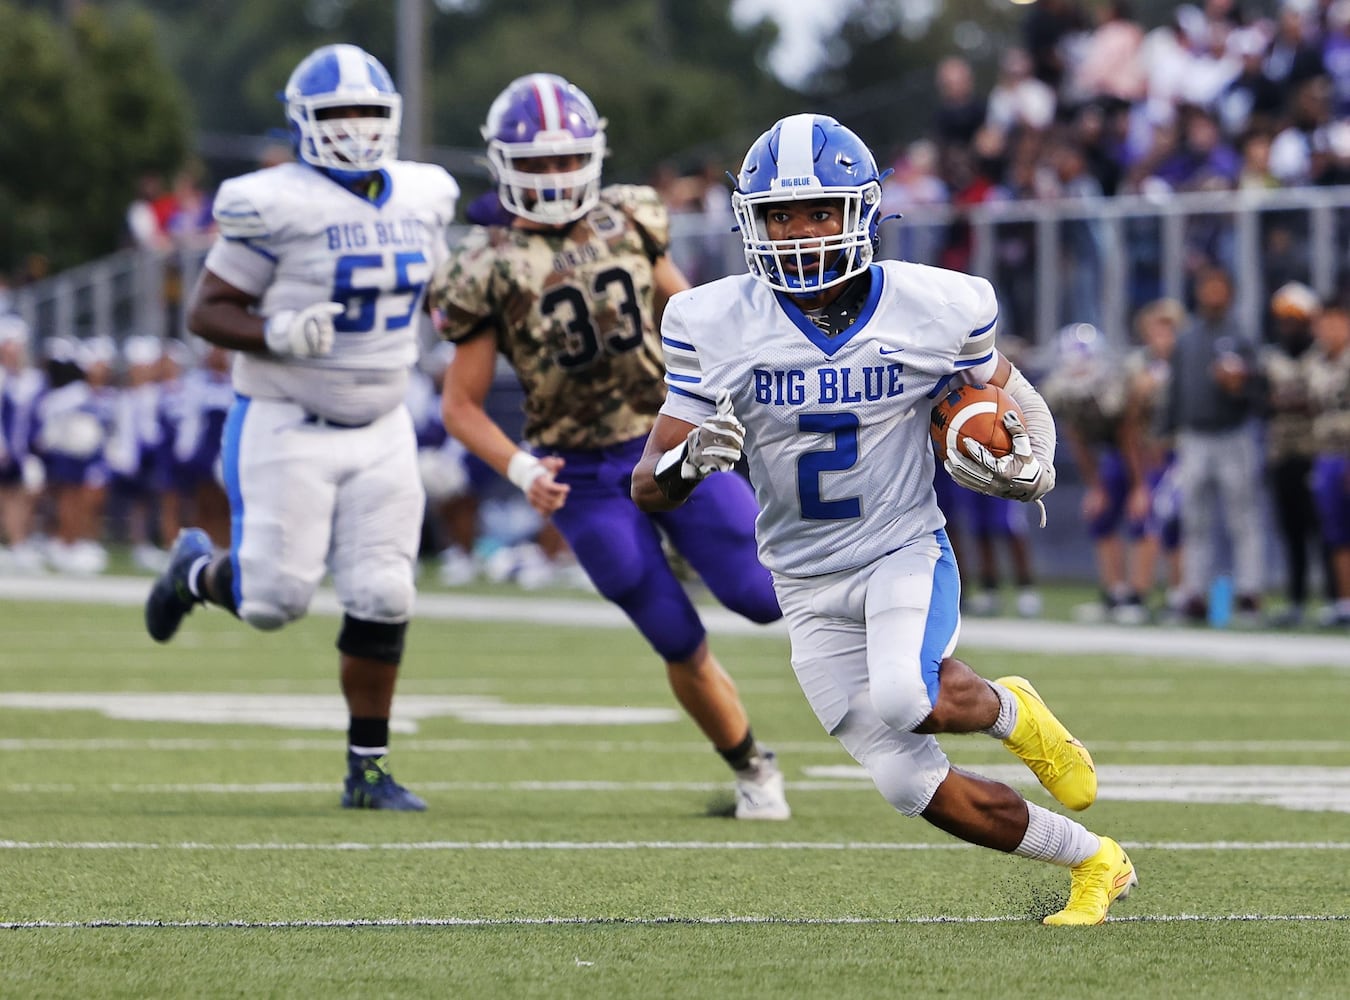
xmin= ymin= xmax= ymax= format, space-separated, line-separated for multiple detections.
xmin=1 ymin=590 xmax=1349 ymax=999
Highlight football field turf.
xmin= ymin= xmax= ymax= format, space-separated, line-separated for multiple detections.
xmin=2 ymin=579 xmax=1348 ymax=999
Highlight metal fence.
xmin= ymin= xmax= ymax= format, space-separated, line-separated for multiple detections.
xmin=14 ymin=184 xmax=1350 ymax=353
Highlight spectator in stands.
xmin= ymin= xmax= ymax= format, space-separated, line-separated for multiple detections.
xmin=1042 ymin=323 xmax=1147 ymax=623
xmin=0 ymin=315 xmax=44 ymax=572
xmin=1306 ymin=301 xmax=1350 ymax=627
xmin=125 ymin=173 xmax=173 ymax=254
xmin=1264 ymin=0 xmax=1325 ymax=94
xmin=932 ymin=56 xmax=987 ymax=152
xmin=986 ymin=48 xmax=1058 ymax=138
xmin=1123 ymin=298 xmax=1186 ymax=619
xmin=104 ymin=335 xmax=169 ymax=571
xmin=1022 ymin=0 xmax=1089 ymax=92
xmin=1159 ymin=265 xmax=1268 ymax=625
xmin=1260 ymin=281 xmax=1333 ymax=626
xmin=1218 ymin=28 xmax=1285 ymax=137
xmin=1071 ymin=1 xmax=1147 ymax=107
xmin=1269 ymin=74 xmax=1336 ymax=184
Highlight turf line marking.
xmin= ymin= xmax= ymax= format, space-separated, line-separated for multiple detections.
xmin=3 ymin=575 xmax=1348 ymax=667
xmin=2 ymin=839 xmax=1347 ymax=852
xmin=5 ymin=737 xmax=1350 ymax=754
xmin=2 ymin=914 xmax=1347 ymax=930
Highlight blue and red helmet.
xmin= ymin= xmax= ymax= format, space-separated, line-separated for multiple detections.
xmin=284 ymin=44 xmax=401 ymax=178
xmin=482 ymin=73 xmax=607 ymax=225
xmin=732 ymin=114 xmax=884 ymax=294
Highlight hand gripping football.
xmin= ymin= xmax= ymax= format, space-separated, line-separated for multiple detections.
xmin=930 ymin=382 xmax=1024 ymax=464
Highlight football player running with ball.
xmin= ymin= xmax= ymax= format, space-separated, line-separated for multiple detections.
xmin=145 ymin=44 xmax=460 ymax=811
xmin=428 ymin=74 xmax=789 ymax=820
xmin=632 ymin=114 xmax=1138 ymax=924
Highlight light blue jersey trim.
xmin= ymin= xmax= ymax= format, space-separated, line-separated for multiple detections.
xmin=919 ymin=528 xmax=961 ymax=708
xmin=220 ymin=394 xmax=249 ymax=610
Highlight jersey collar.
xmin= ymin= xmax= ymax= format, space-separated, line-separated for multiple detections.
xmin=772 ymin=265 xmax=884 ymax=359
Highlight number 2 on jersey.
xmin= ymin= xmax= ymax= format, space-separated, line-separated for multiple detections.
xmin=797 ymin=412 xmax=861 ymax=520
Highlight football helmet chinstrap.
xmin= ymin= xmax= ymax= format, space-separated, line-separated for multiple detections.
xmin=482 ymin=73 xmax=608 ymax=225
xmin=284 ymin=43 xmax=402 ymax=177
xmin=732 ymin=113 xmax=884 ymax=295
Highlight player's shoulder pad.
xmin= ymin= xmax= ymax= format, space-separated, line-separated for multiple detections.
xmin=601 ymin=184 xmax=670 ymax=250
xmin=390 ymin=160 xmax=461 ymax=221
xmin=211 ymin=170 xmax=275 ymax=241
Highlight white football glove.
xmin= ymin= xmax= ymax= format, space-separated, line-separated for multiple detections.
xmin=944 ymin=410 xmax=1050 ymax=503
xmin=264 ymin=302 xmax=342 ymax=358
xmin=682 ymin=390 xmax=745 ymax=478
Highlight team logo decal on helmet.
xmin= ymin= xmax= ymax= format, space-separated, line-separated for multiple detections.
xmin=732 ymin=114 xmax=884 ymax=294
xmin=284 ymin=44 xmax=402 ymax=177
xmin=482 ymin=73 xmax=607 ymax=225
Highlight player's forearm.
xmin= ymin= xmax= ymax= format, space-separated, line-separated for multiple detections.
xmin=186 ymin=299 xmax=267 ymax=354
xmin=999 ymin=363 xmax=1057 ymax=492
xmin=631 ymin=450 xmax=685 ymax=511
xmin=440 ymin=395 xmax=524 ymax=479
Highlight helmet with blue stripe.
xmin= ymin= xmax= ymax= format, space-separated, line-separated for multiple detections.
xmin=482 ymin=73 xmax=607 ymax=225
xmin=732 ymin=114 xmax=883 ymax=294
xmin=284 ymin=44 xmax=401 ymax=178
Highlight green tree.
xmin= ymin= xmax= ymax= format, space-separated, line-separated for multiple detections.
xmin=0 ymin=2 xmax=189 ymax=273
xmin=139 ymin=0 xmax=798 ymax=186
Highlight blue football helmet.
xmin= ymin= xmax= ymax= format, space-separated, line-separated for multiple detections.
xmin=732 ymin=114 xmax=883 ymax=294
xmin=482 ymin=73 xmax=607 ymax=225
xmin=284 ymin=44 xmax=401 ymax=178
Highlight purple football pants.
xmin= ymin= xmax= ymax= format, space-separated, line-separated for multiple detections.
xmin=547 ymin=437 xmax=781 ymax=662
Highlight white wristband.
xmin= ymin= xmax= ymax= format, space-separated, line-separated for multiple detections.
xmin=506 ymin=451 xmax=547 ymax=492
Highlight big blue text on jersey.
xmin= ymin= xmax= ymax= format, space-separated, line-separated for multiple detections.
xmin=753 ymin=363 xmax=905 ymax=405
xmin=326 ymin=219 xmax=434 ymax=251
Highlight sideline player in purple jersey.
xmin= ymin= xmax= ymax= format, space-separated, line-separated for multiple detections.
xmin=144 ymin=44 xmax=460 ymax=811
xmin=632 ymin=114 xmax=1138 ymax=924
xmin=428 ymin=73 xmax=789 ymax=820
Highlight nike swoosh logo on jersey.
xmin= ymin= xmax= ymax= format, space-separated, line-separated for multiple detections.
xmin=878 ymin=346 xmax=905 ymax=355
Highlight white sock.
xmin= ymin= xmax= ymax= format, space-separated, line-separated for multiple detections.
xmin=980 ymin=681 xmax=1018 ymax=740
xmin=186 ymin=555 xmax=211 ymax=599
xmin=1012 ymin=801 xmax=1101 ymax=867
xmin=349 ymin=745 xmax=389 ymax=758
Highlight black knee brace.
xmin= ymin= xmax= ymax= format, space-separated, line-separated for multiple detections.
xmin=337 ymin=615 xmax=408 ymax=665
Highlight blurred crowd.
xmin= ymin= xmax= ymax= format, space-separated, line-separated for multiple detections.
xmin=975 ymin=271 xmax=1350 ymax=631
xmin=0 ymin=320 xmax=588 ymax=590
xmin=4 ymin=0 xmax=1349 ymax=621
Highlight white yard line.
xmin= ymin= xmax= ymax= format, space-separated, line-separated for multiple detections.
xmin=2 ymin=575 xmax=1348 ymax=667
xmin=2 ymin=839 xmax=1347 ymax=851
xmin=2 ymin=913 xmax=1347 ymax=930
xmin=3 ymin=737 xmax=1349 ymax=753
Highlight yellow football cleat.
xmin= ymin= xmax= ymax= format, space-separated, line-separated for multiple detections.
xmin=1043 ymin=836 xmax=1138 ymax=926
xmin=995 ymin=675 xmax=1097 ymax=811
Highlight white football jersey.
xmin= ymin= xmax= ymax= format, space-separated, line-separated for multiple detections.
xmin=204 ymin=160 xmax=459 ymax=424
xmin=660 ymin=261 xmax=999 ymax=578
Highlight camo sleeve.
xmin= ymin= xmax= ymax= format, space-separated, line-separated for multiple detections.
xmin=605 ymin=185 xmax=670 ymax=260
xmin=429 ymin=227 xmax=498 ymax=344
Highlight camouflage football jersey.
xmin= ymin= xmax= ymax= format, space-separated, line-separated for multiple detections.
xmin=1260 ymin=346 xmax=1316 ymax=462
xmin=430 ymin=185 xmax=669 ymax=450
xmin=1306 ymin=346 xmax=1350 ymax=456
xmin=1039 ymin=359 xmax=1129 ymax=448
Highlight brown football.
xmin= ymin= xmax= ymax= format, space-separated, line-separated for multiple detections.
xmin=930 ymin=382 xmax=1024 ymax=464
